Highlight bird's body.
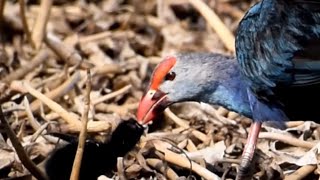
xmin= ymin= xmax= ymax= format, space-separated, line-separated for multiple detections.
xmin=136 ymin=0 xmax=320 ymax=179
xmin=236 ymin=0 xmax=320 ymax=124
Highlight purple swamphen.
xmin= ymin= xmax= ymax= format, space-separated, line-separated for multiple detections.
xmin=136 ymin=0 xmax=320 ymax=178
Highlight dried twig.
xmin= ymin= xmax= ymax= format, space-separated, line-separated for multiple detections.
xmin=78 ymin=31 xmax=112 ymax=44
xmin=18 ymin=0 xmax=35 ymax=48
xmin=11 ymin=81 xmax=81 ymax=128
xmin=286 ymin=121 xmax=305 ymax=128
xmin=31 ymin=0 xmax=52 ymax=50
xmin=93 ymin=84 xmax=132 ymax=105
xmin=146 ymin=158 xmax=179 ymax=180
xmin=153 ymin=140 xmax=221 ymax=180
xmin=164 ymin=108 xmax=189 ymax=128
xmin=0 ymin=87 xmax=17 ymax=104
xmin=0 ymin=107 xmax=48 ymax=180
xmin=70 ymin=70 xmax=91 ymax=180
xmin=17 ymin=72 xmax=81 ymax=117
xmin=259 ymin=132 xmax=316 ymax=149
xmin=23 ymin=96 xmax=41 ymax=130
xmin=186 ymin=139 xmax=197 ymax=152
xmin=30 ymin=122 xmax=49 ymax=142
xmin=117 ymin=157 xmax=126 ymax=180
xmin=284 ymin=164 xmax=316 ymax=180
xmin=94 ymin=63 xmax=124 ymax=75
xmin=188 ymin=0 xmax=235 ymax=53
xmin=45 ymin=33 xmax=93 ymax=69
xmin=95 ymin=102 xmax=138 ymax=115
xmin=0 ymin=0 xmax=5 ymax=22
xmin=11 ymin=80 xmax=111 ymax=132
xmin=2 ymin=50 xmax=48 ymax=83
xmin=217 ymin=3 xmax=244 ymax=20
xmin=164 ymin=108 xmax=209 ymax=143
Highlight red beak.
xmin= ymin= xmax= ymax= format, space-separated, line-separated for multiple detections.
xmin=136 ymin=89 xmax=168 ymax=124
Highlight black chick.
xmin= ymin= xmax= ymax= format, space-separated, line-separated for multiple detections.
xmin=45 ymin=119 xmax=144 ymax=180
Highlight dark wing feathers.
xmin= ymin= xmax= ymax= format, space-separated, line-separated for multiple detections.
xmin=236 ymin=0 xmax=320 ymax=95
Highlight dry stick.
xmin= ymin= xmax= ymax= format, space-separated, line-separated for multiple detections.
xmin=188 ymin=0 xmax=235 ymax=53
xmin=2 ymin=50 xmax=48 ymax=83
xmin=0 ymin=89 xmax=16 ymax=104
xmin=0 ymin=107 xmax=48 ymax=180
xmin=146 ymin=158 xmax=179 ymax=180
xmin=30 ymin=122 xmax=49 ymax=142
xmin=45 ymin=34 xmax=93 ymax=69
xmin=153 ymin=141 xmax=221 ymax=180
xmin=70 ymin=70 xmax=91 ymax=180
xmin=177 ymin=139 xmax=188 ymax=149
xmin=286 ymin=121 xmax=305 ymax=128
xmin=164 ymin=108 xmax=189 ymax=129
xmin=78 ymin=31 xmax=112 ymax=44
xmin=31 ymin=0 xmax=52 ymax=50
xmin=18 ymin=0 xmax=35 ymax=48
xmin=216 ymin=107 xmax=228 ymax=117
xmin=0 ymin=0 xmax=5 ymax=22
xmin=259 ymin=132 xmax=316 ymax=149
xmin=92 ymin=84 xmax=132 ymax=105
xmin=117 ymin=157 xmax=126 ymax=180
xmin=164 ymin=108 xmax=209 ymax=143
xmin=94 ymin=64 xmax=124 ymax=75
xmin=11 ymin=81 xmax=111 ymax=132
xmin=284 ymin=164 xmax=316 ymax=180
xmin=23 ymin=97 xmax=41 ymax=131
xmin=217 ymin=158 xmax=241 ymax=164
xmin=186 ymin=139 xmax=197 ymax=152
xmin=95 ymin=103 xmax=138 ymax=115
xmin=217 ymin=3 xmax=244 ymax=20
xmin=156 ymin=0 xmax=164 ymax=21
xmin=10 ymin=81 xmax=81 ymax=129
xmin=17 ymin=72 xmax=81 ymax=117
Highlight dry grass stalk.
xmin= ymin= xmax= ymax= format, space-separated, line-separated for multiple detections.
xmin=70 ymin=70 xmax=91 ymax=180
xmin=0 ymin=107 xmax=48 ymax=180
xmin=44 ymin=34 xmax=93 ymax=69
xmin=0 ymin=0 xmax=5 ymax=22
xmin=17 ymin=72 xmax=81 ymax=117
xmin=11 ymin=81 xmax=112 ymax=132
xmin=153 ymin=140 xmax=221 ymax=180
xmin=93 ymin=84 xmax=132 ymax=105
xmin=18 ymin=0 xmax=35 ymax=48
xmin=2 ymin=50 xmax=48 ymax=83
xmin=94 ymin=63 xmax=124 ymax=75
xmin=31 ymin=0 xmax=52 ymax=50
xmin=259 ymin=132 xmax=316 ymax=149
xmin=23 ymin=96 xmax=41 ymax=130
xmin=164 ymin=108 xmax=210 ymax=143
xmin=164 ymin=108 xmax=189 ymax=128
xmin=284 ymin=164 xmax=317 ymax=180
xmin=11 ymin=81 xmax=81 ymax=127
xmin=188 ymin=0 xmax=235 ymax=53
xmin=78 ymin=31 xmax=112 ymax=44
xmin=146 ymin=158 xmax=179 ymax=180
xmin=117 ymin=157 xmax=126 ymax=180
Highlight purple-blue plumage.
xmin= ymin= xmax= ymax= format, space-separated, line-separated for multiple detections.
xmin=236 ymin=0 xmax=320 ymax=123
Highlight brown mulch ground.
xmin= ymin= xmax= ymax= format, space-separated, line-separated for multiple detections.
xmin=0 ymin=0 xmax=319 ymax=180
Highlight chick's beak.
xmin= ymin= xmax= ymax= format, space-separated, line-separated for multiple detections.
xmin=136 ymin=89 xmax=168 ymax=124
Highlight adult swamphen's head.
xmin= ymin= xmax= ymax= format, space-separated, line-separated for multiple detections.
xmin=136 ymin=53 xmax=248 ymax=124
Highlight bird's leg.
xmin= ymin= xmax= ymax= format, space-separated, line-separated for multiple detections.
xmin=236 ymin=122 xmax=262 ymax=180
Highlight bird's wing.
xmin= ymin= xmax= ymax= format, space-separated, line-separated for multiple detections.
xmin=235 ymin=0 xmax=320 ymax=97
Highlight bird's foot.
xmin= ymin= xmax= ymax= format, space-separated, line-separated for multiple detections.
xmin=236 ymin=122 xmax=262 ymax=180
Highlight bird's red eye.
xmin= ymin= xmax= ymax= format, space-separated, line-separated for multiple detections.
xmin=165 ymin=71 xmax=176 ymax=81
